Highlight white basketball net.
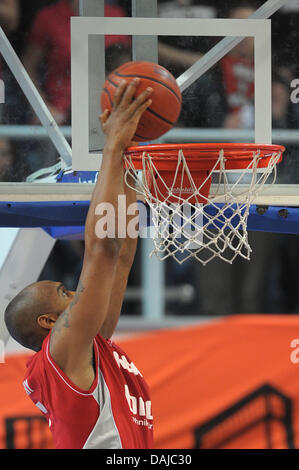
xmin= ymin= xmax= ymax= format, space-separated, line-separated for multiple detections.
xmin=124 ymin=148 xmax=282 ymax=265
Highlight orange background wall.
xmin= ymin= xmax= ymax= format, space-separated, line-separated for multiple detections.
xmin=1 ymin=315 xmax=299 ymax=449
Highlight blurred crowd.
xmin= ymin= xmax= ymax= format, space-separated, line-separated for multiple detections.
xmin=0 ymin=0 xmax=299 ymax=316
xmin=0 ymin=0 xmax=132 ymax=178
xmin=0 ymin=0 xmax=298 ymax=177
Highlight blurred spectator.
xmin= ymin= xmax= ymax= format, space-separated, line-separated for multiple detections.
xmin=161 ymin=1 xmax=279 ymax=130
xmin=16 ymin=0 xmax=131 ymax=175
xmin=0 ymin=138 xmax=13 ymax=181
xmin=158 ymin=0 xmax=218 ymax=76
xmin=0 ymin=0 xmax=20 ymax=122
xmin=272 ymin=72 xmax=293 ymax=129
xmin=1 ymin=1 xmax=56 ymax=126
xmin=160 ymin=2 xmax=257 ymax=129
xmin=0 ymin=0 xmax=19 ymax=33
xmin=22 ymin=0 xmax=78 ymax=126
xmin=273 ymin=1 xmax=299 ymax=78
xmin=219 ymin=4 xmax=255 ymax=130
xmin=222 ymin=51 xmax=296 ymax=132
xmin=22 ymin=0 xmax=131 ymax=126
xmin=0 ymin=137 xmax=28 ymax=182
xmin=157 ymin=0 xmax=226 ymax=128
xmin=272 ymin=69 xmax=299 ymax=183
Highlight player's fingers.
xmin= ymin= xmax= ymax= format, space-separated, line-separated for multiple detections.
xmin=113 ymin=80 xmax=128 ymax=108
xmin=133 ymin=98 xmax=152 ymax=120
xmin=119 ymin=78 xmax=140 ymax=108
xmin=128 ymin=87 xmax=153 ymax=115
xmin=127 ymin=87 xmax=152 ymax=118
xmin=99 ymin=109 xmax=110 ymax=124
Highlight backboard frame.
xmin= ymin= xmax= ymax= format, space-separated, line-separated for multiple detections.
xmin=71 ymin=17 xmax=272 ymax=171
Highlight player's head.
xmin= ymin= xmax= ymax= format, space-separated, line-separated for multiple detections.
xmin=227 ymin=2 xmax=255 ymax=61
xmin=4 ymin=281 xmax=75 ymax=352
xmin=229 ymin=3 xmax=255 ymax=20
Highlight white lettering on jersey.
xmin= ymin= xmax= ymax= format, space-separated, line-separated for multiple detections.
xmin=124 ymin=384 xmax=153 ymax=421
xmin=113 ymin=351 xmax=142 ymax=377
xmin=132 ymin=416 xmax=153 ymax=430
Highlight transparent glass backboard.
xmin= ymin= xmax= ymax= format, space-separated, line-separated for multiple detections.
xmin=0 ymin=0 xmax=298 ymax=207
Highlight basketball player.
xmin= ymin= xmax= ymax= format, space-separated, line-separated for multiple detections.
xmin=4 ymin=78 xmax=154 ymax=449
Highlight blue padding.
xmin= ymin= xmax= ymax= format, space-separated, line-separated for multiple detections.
xmin=56 ymin=170 xmax=98 ymax=184
xmin=0 ymin=201 xmax=299 ymax=237
xmin=248 ymin=206 xmax=299 ymax=233
xmin=43 ymin=226 xmax=85 ymax=240
xmin=207 ymin=204 xmax=299 ymax=234
xmin=0 ymin=201 xmax=89 ymax=227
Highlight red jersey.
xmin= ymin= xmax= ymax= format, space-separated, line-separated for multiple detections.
xmin=28 ymin=0 xmax=131 ymax=114
xmin=23 ymin=333 xmax=154 ymax=449
xmin=221 ymin=55 xmax=254 ymax=113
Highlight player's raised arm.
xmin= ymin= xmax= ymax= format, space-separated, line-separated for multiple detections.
xmin=99 ymin=170 xmax=139 ymax=340
xmin=49 ymin=79 xmax=152 ymax=385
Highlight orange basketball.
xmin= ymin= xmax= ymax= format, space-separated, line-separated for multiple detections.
xmin=101 ymin=61 xmax=182 ymax=142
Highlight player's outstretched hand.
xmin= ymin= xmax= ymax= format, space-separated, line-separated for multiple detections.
xmin=99 ymin=78 xmax=152 ymax=150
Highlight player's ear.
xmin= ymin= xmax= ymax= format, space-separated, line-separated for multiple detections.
xmin=37 ymin=313 xmax=59 ymax=330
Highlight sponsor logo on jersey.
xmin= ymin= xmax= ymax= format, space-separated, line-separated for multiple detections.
xmin=124 ymin=384 xmax=153 ymax=430
xmin=113 ymin=351 xmax=143 ymax=377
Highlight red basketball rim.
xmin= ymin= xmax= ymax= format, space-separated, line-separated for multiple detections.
xmin=124 ymin=143 xmax=285 ymax=171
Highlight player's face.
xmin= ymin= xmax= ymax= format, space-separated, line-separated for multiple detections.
xmin=36 ymin=280 xmax=75 ymax=316
xmin=33 ymin=281 xmax=76 ymax=336
xmin=54 ymin=282 xmax=76 ymax=309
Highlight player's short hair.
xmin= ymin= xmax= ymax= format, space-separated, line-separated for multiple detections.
xmin=4 ymin=285 xmax=44 ymax=352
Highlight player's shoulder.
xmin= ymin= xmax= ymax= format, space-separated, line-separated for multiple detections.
xmin=95 ymin=332 xmax=114 ymax=348
xmin=24 ymin=335 xmax=50 ymax=378
xmin=95 ymin=334 xmax=136 ymax=364
xmin=94 ymin=333 xmax=125 ymax=356
xmin=23 ymin=346 xmax=45 ymax=395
